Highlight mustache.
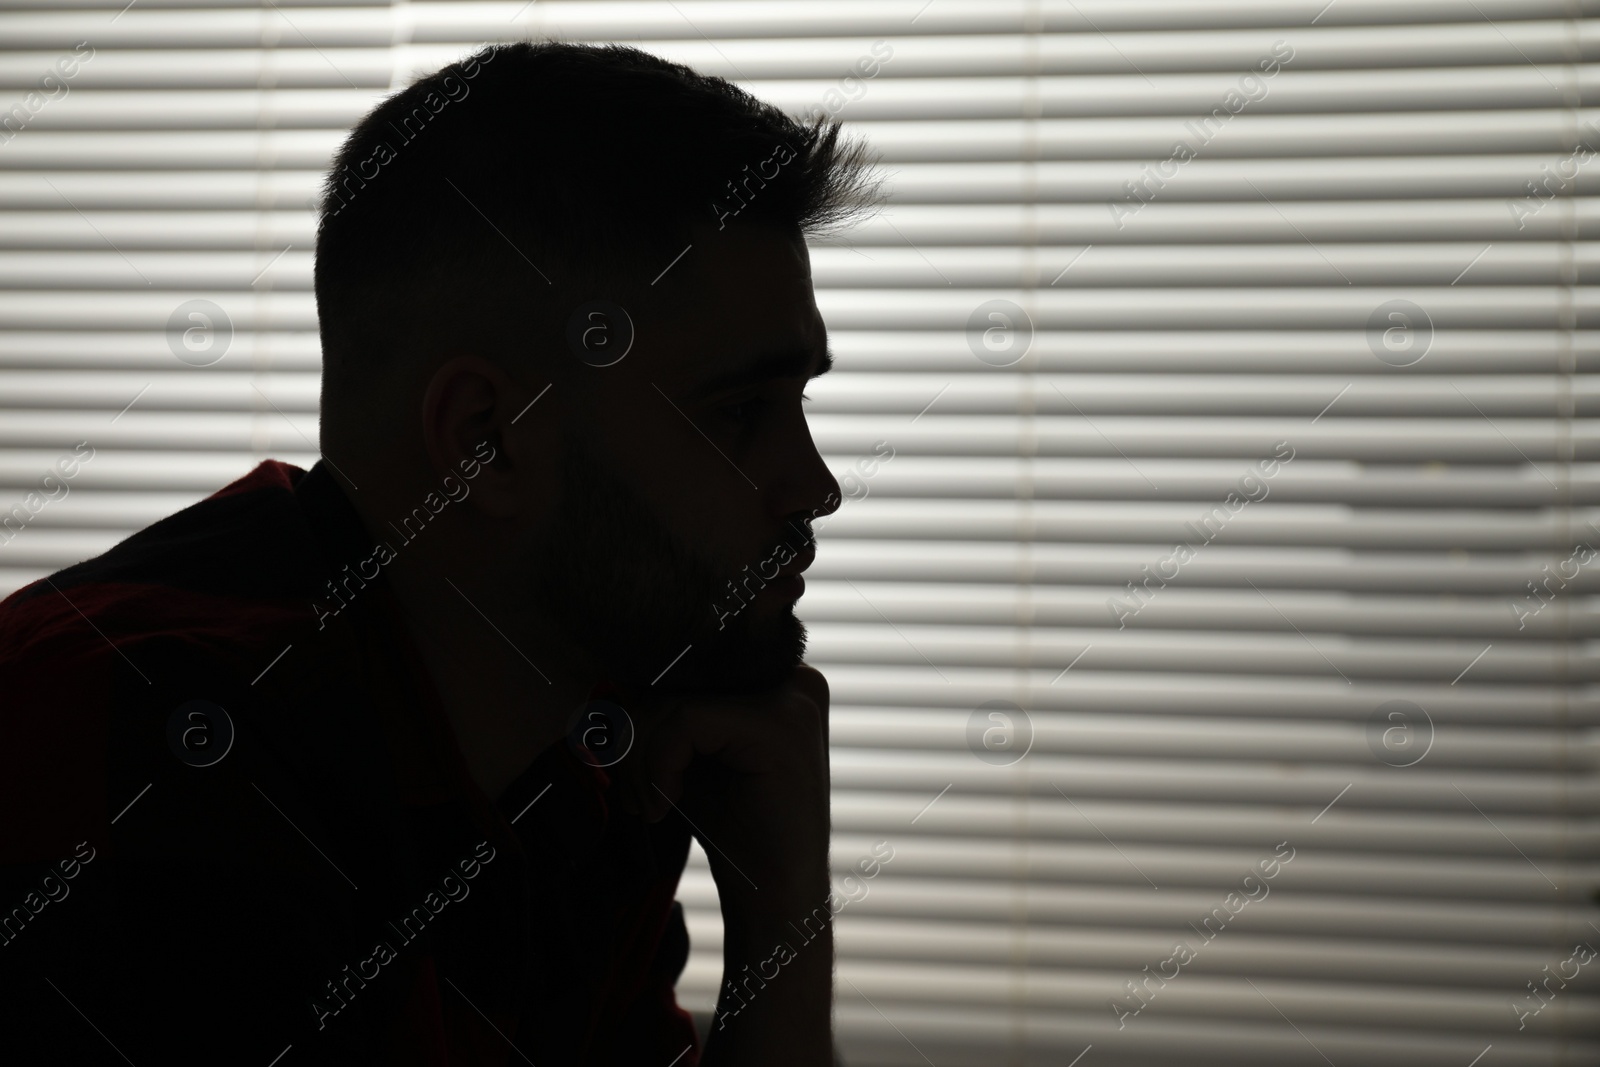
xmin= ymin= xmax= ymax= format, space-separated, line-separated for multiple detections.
xmin=780 ymin=516 xmax=816 ymax=556
xmin=707 ymin=515 xmax=818 ymax=629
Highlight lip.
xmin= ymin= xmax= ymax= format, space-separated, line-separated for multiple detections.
xmin=778 ymin=544 xmax=815 ymax=579
xmin=769 ymin=574 xmax=805 ymax=600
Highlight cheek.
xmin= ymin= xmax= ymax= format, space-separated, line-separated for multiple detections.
xmin=612 ymin=397 xmax=753 ymax=537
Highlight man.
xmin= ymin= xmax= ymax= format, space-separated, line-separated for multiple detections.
xmin=0 ymin=40 xmax=878 ymax=1065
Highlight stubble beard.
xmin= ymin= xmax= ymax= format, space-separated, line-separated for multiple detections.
xmin=528 ymin=435 xmax=808 ymax=697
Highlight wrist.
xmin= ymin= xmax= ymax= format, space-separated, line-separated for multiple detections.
xmin=716 ymin=854 xmax=829 ymax=928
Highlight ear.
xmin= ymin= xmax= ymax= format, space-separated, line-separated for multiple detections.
xmin=419 ymin=355 xmax=556 ymax=519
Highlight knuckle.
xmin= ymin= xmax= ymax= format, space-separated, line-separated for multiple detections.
xmin=794 ymin=664 xmax=830 ymax=709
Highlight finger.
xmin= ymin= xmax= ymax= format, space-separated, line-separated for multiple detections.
xmin=643 ymin=705 xmax=698 ymax=823
xmin=591 ymin=688 xmax=676 ymax=821
xmin=626 ymin=745 xmax=660 ymax=821
xmin=792 ymin=662 xmax=830 ymax=713
xmin=641 ymin=702 xmax=756 ymax=822
xmin=792 ymin=663 xmax=831 ymax=750
xmin=638 ymin=672 xmax=832 ymax=823
xmin=619 ymin=693 xmax=679 ymax=822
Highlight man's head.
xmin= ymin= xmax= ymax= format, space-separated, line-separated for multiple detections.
xmin=313 ymin=41 xmax=879 ymax=694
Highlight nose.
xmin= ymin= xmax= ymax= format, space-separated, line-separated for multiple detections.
xmin=769 ymin=410 xmax=841 ymax=528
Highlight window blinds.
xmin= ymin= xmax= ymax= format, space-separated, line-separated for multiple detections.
xmin=1 ymin=2 xmax=1596 ymax=1064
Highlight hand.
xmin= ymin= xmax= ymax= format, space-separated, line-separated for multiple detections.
xmin=610 ymin=665 xmax=834 ymax=1065
xmin=625 ymin=665 xmax=830 ymax=911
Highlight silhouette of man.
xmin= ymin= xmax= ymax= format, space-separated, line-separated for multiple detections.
xmin=0 ymin=40 xmax=878 ymax=1066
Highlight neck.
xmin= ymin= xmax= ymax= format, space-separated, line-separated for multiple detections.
xmin=377 ymin=535 xmax=595 ymax=802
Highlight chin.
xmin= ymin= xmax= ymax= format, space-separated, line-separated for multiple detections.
xmin=645 ymin=609 xmax=808 ymax=697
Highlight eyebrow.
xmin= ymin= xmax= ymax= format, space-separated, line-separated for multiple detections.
xmin=690 ymin=344 xmax=833 ymax=400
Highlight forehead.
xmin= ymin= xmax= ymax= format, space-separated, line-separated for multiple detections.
xmin=631 ymin=224 xmax=825 ymax=386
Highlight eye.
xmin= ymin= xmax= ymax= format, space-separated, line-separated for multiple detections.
xmin=721 ymin=397 xmax=766 ymax=424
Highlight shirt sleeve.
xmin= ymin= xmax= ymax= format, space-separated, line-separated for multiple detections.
xmin=602 ymin=898 xmax=702 ymax=1066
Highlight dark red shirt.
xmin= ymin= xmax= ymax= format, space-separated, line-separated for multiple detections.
xmin=0 ymin=459 xmax=699 ymax=1065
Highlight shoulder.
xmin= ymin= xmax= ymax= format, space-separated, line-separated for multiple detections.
xmin=0 ymin=459 xmax=325 ymax=859
xmin=0 ymin=459 xmax=319 ymax=665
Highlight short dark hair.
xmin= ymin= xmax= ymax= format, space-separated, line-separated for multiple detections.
xmin=314 ymin=40 xmax=879 ymax=424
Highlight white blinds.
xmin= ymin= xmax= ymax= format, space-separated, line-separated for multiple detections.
xmin=2 ymin=2 xmax=1597 ymax=1065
